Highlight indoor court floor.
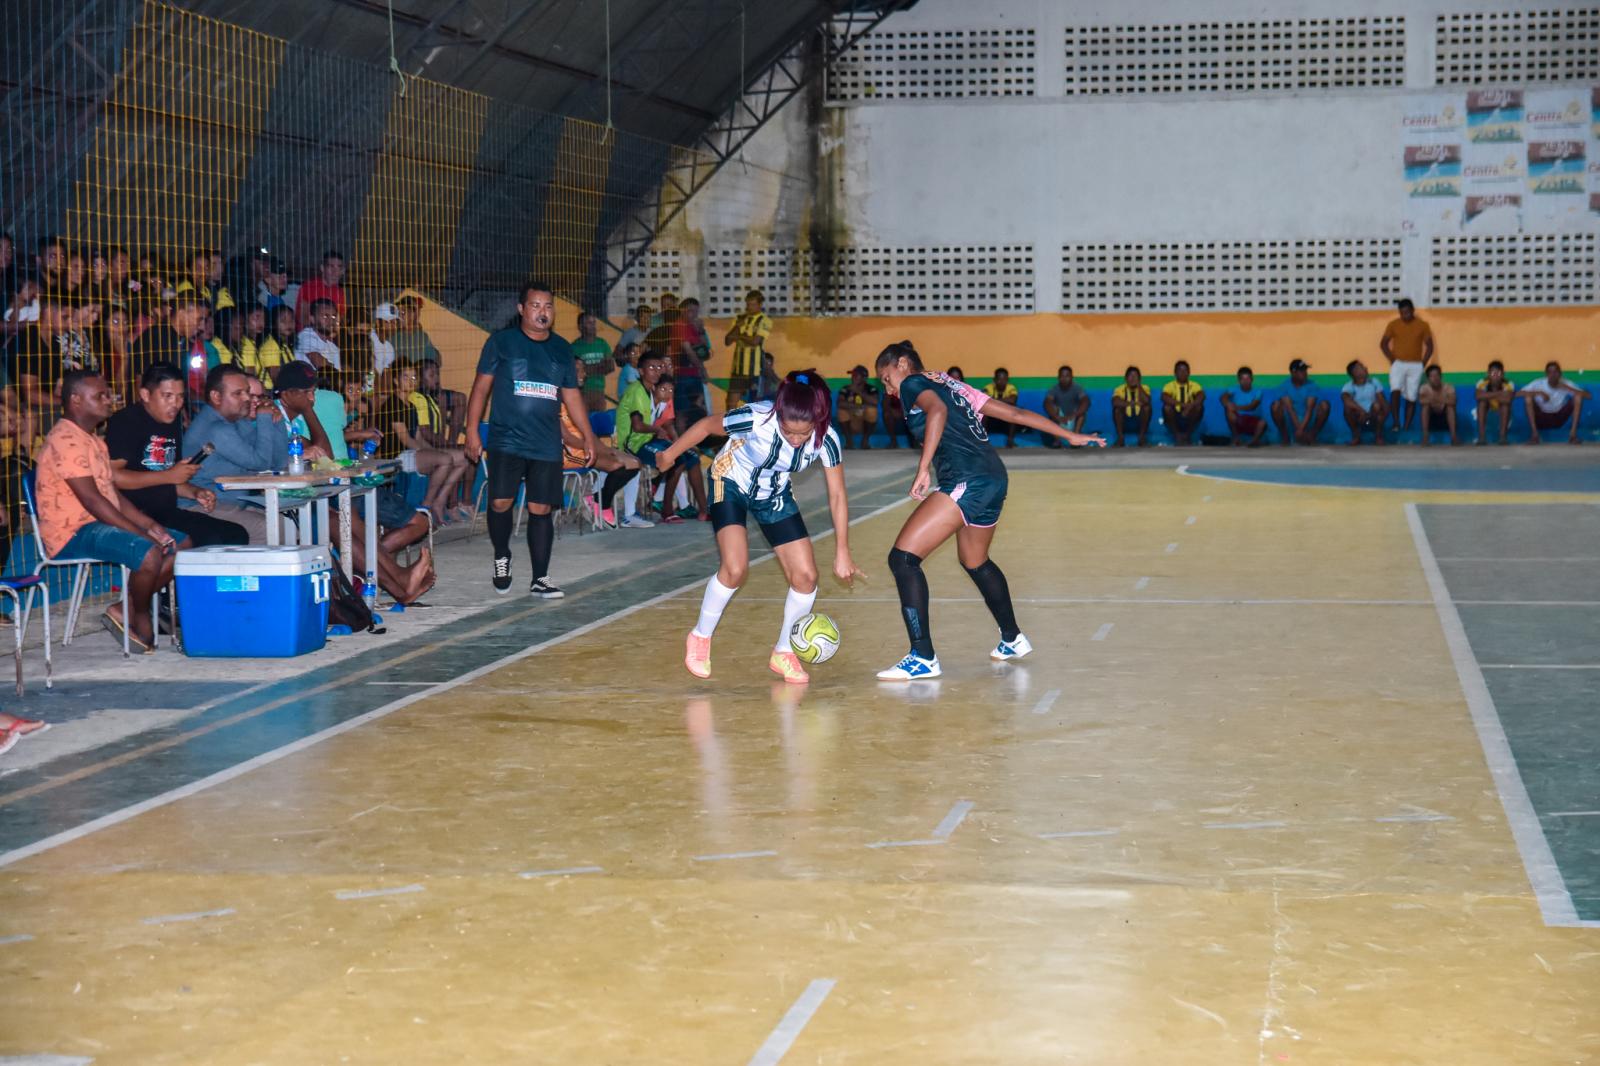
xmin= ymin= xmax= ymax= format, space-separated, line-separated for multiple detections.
xmin=2 ymin=465 xmax=1597 ymax=1064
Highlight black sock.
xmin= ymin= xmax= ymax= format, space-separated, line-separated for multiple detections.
xmin=600 ymin=468 xmax=636 ymax=510
xmin=887 ymin=547 xmax=935 ymax=658
xmin=964 ymin=559 xmax=1020 ymax=642
xmin=527 ymin=512 xmax=555 ymax=581
xmin=487 ymin=507 xmax=514 ymax=559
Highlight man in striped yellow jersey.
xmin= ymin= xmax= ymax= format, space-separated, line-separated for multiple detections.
xmin=723 ymin=289 xmax=771 ymax=406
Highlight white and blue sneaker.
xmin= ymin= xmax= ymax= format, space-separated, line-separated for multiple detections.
xmin=991 ymin=633 xmax=1033 ymax=662
xmin=877 ymin=652 xmax=942 ymax=681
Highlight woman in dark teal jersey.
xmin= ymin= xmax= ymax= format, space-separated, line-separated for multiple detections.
xmin=872 ymin=341 xmax=1104 ymax=680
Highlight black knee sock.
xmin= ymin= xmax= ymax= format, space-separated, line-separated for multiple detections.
xmin=487 ymin=507 xmax=514 ymax=558
xmin=887 ymin=547 xmax=935 ymax=658
xmin=964 ymin=559 xmax=1020 ymax=642
xmin=600 ymin=468 xmax=637 ymax=510
xmin=526 ymin=512 xmax=555 ymax=581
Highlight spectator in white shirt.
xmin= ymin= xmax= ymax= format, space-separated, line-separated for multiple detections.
xmin=369 ymin=302 xmax=399 ymax=375
xmin=1521 ymin=360 xmax=1590 ymax=445
xmin=294 ymin=297 xmax=341 ymax=371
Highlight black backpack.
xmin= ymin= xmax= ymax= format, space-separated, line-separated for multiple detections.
xmin=327 ymin=558 xmax=386 ymax=634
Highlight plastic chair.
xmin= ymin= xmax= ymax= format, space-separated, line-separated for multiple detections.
xmin=0 ymin=574 xmax=51 ymax=695
xmin=23 ymin=471 xmax=172 ymax=658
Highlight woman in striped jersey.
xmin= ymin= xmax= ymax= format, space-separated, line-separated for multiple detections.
xmin=654 ymin=370 xmax=865 ymax=683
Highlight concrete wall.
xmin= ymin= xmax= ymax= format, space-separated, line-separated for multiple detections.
xmin=616 ymin=0 xmax=1600 ymax=387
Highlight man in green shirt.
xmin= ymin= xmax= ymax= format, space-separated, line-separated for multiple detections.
xmin=616 ymin=350 xmax=703 ymax=526
xmin=394 ymin=295 xmax=441 ymax=366
xmin=571 ymin=309 xmax=613 ymax=413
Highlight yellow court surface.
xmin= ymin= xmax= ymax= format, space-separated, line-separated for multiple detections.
xmin=3 ymin=468 xmax=1598 ymax=1064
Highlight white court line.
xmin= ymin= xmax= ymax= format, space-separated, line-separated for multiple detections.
xmin=693 ymin=850 xmax=778 ymax=863
xmin=1133 ymin=576 xmax=1150 ymax=591
xmin=746 ymin=978 xmax=836 ymax=1066
xmin=519 ymin=866 xmax=604 ymax=878
xmin=365 ymin=681 xmax=441 ymax=687
xmin=1374 ymin=814 xmax=1454 ymax=824
xmin=1164 ymin=542 xmax=1179 ymax=554
xmin=740 ymin=595 xmax=1430 ymax=607
xmin=865 ymin=839 xmax=944 ymax=849
xmin=334 ymin=884 xmax=425 ymax=901
xmin=1479 ymin=663 xmax=1600 ymax=670
xmin=0 ymin=495 xmax=914 ymax=871
xmin=1038 ymin=828 xmax=1120 ymax=840
xmin=0 ymin=933 xmax=34 ymax=945
xmin=1546 ymin=811 xmax=1600 ymax=818
xmin=932 ymin=800 xmax=975 ymax=840
xmin=142 ymin=907 xmax=235 ymax=925
xmin=1202 ymin=820 xmax=1287 ymax=831
xmin=1406 ymin=502 xmax=1595 ymax=929
xmin=1030 ymin=689 xmax=1062 ymax=716
xmin=1091 ymin=623 xmax=1114 ymax=642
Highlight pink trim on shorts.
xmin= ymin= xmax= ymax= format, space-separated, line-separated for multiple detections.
xmin=939 ymin=481 xmax=995 ymax=527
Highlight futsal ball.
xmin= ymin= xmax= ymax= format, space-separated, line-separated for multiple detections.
xmin=790 ymin=613 xmax=841 ymax=665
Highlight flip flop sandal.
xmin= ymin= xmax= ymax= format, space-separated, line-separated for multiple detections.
xmin=101 ymin=609 xmax=154 ymax=654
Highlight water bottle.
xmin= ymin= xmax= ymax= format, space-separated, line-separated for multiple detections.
xmin=361 ymin=437 xmax=378 ymax=461
xmin=287 ymin=435 xmax=305 ymax=475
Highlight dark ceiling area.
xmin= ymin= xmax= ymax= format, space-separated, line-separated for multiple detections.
xmin=177 ymin=0 xmax=906 ymax=147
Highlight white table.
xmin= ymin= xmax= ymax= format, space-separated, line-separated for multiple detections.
xmin=213 ymin=462 xmax=399 ymax=604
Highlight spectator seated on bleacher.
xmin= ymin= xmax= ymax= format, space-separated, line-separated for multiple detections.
xmin=1341 ymin=360 xmax=1389 ymax=446
xmin=37 ymin=369 xmax=191 ymax=652
xmin=275 ymin=363 xmax=434 ymax=605
xmin=394 ymin=295 xmax=440 ymax=367
xmin=982 ymin=368 xmax=1020 ymax=448
xmin=1111 ymin=366 xmax=1152 ymax=448
xmin=836 ymin=365 xmax=879 ymax=450
xmin=559 ymin=358 xmax=640 ymax=527
xmin=106 ymin=361 xmax=249 ymax=547
xmin=295 ymin=298 xmax=341 ymax=372
xmin=1473 ymin=361 xmax=1515 ymax=446
xmin=184 ymin=364 xmax=290 ymax=542
xmin=1042 ymin=365 xmax=1089 ymax=448
xmin=1417 ymin=365 xmax=1460 ymax=447
xmin=1160 ymin=361 xmax=1206 ymax=447
xmin=1522 ymin=361 xmax=1590 ymax=446
xmin=418 ymin=359 xmax=467 ymax=444
xmin=371 ymin=366 xmax=469 ymax=526
xmin=1221 ymin=367 xmax=1268 ymax=447
xmin=1270 ymin=359 xmax=1330 ymax=446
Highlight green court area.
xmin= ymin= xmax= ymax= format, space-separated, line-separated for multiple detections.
xmin=1416 ymin=502 xmax=1600 ymax=924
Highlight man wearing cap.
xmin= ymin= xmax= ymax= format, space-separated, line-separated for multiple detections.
xmin=1271 ymin=359 xmax=1330 ymax=446
xmin=370 ymin=303 xmax=400 ymax=376
xmin=394 ymin=295 xmax=440 ymax=366
xmin=257 ymin=256 xmax=290 ymax=315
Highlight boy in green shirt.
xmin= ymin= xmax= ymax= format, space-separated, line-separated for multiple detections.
xmin=616 ymin=351 xmax=705 ymax=524
xmin=571 ymin=310 xmax=613 ymax=413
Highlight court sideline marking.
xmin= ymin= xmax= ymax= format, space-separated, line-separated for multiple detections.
xmin=1404 ymin=501 xmax=1597 ymax=929
xmin=747 ymin=978 xmax=837 ymax=1066
xmin=0 ymin=496 xmax=914 ymax=871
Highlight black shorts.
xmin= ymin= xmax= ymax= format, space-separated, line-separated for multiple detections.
xmin=708 ymin=478 xmax=809 ymax=547
xmin=486 ymin=452 xmax=563 ymax=507
xmin=1426 ymin=408 xmax=1452 ymax=432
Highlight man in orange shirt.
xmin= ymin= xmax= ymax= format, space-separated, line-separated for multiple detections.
xmin=1379 ymin=298 xmax=1434 ymax=435
xmin=36 ymin=369 xmax=190 ymax=651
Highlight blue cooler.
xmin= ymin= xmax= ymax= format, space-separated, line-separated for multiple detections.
xmin=175 ymin=546 xmax=332 ymax=657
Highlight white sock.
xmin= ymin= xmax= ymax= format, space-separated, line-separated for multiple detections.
xmin=621 ymin=476 xmax=640 ymax=518
xmin=775 ymin=586 xmax=817 ymax=652
xmin=674 ymin=478 xmax=690 ymax=508
xmin=693 ymin=576 xmax=739 ymax=639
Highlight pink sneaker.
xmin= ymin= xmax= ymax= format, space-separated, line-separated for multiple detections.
xmin=767 ymin=650 xmax=809 ymax=685
xmin=685 ymin=632 xmax=712 ymax=679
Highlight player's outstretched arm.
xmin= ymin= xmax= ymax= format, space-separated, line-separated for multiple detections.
xmin=982 ymin=397 xmax=1105 ymax=447
xmin=657 ymin=414 xmax=723 ymax=470
xmin=822 ymin=462 xmax=864 ymax=586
